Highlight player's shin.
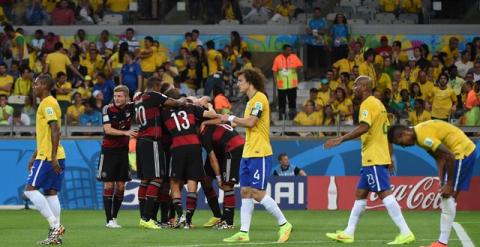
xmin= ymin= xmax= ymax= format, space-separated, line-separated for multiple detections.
xmin=158 ymin=192 xmax=171 ymax=223
xmin=439 ymin=197 xmax=456 ymax=244
xmin=112 ymin=192 xmax=124 ymax=220
xmin=103 ymin=187 xmax=114 ymax=223
xmin=45 ymin=194 xmax=61 ymax=224
xmin=202 ymin=180 xmax=222 ymax=218
xmin=186 ymin=192 xmax=198 ymax=224
xmin=143 ymin=180 xmax=161 ymax=221
xmin=344 ymin=199 xmax=367 ymax=236
xmin=24 ymin=190 xmax=58 ymax=228
xmin=223 ymin=189 xmax=236 ymax=225
xmin=259 ymin=194 xmax=287 ymax=226
xmin=138 ymin=181 xmax=148 ymax=218
xmin=383 ymin=195 xmax=412 ymax=235
xmin=240 ymin=198 xmax=254 ymax=232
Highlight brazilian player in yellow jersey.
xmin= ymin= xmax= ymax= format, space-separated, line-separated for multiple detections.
xmin=24 ymin=75 xmax=66 ymax=245
xmin=221 ymin=69 xmax=292 ymax=243
xmin=388 ymin=120 xmax=477 ymax=247
xmin=324 ymin=76 xmax=415 ymax=245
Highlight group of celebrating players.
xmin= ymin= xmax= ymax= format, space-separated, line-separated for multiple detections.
xmin=23 ymin=69 xmax=476 ymax=247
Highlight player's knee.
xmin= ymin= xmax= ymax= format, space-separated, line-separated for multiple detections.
xmin=377 ymin=190 xmax=392 ymax=200
xmin=44 ymin=189 xmax=57 ymax=196
xmin=115 ymin=182 xmax=126 ymax=192
xmin=104 ymin=182 xmax=114 ymax=190
xmin=355 ymin=189 xmax=368 ymax=200
xmin=25 ymin=185 xmax=36 ymax=191
xmin=240 ymin=187 xmax=251 ymax=198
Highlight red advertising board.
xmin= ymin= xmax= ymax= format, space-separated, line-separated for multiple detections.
xmin=307 ymin=176 xmax=480 ymax=210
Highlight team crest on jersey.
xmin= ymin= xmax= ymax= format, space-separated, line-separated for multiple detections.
xmin=45 ymin=107 xmax=54 ymax=116
xmin=362 ymin=110 xmax=368 ymax=117
xmin=254 ymin=102 xmax=263 ymax=110
xmin=424 ymin=138 xmax=433 ymax=147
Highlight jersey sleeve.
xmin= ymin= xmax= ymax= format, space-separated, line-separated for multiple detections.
xmin=358 ymin=102 xmax=373 ymax=126
xmin=43 ymin=101 xmax=58 ymax=123
xmin=102 ymin=105 xmax=111 ymax=125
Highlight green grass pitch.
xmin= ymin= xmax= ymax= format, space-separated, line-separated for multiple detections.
xmin=0 ymin=210 xmax=479 ymax=246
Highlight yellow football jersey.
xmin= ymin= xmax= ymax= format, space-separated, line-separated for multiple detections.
xmin=242 ymin=92 xmax=273 ymax=158
xmin=431 ymin=87 xmax=456 ymax=119
xmin=358 ymin=96 xmax=391 ymax=166
xmin=36 ymin=96 xmax=66 ymax=161
xmin=414 ymin=120 xmax=475 ymax=159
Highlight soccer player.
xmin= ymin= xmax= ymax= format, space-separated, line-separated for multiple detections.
xmin=222 ymin=68 xmax=293 ymax=243
xmin=388 ymin=121 xmax=477 ymax=247
xmin=162 ymin=88 xmax=220 ymax=229
xmin=24 ymin=75 xmax=66 ymax=245
xmin=200 ymin=121 xmax=245 ymax=229
xmin=98 ymin=85 xmax=136 ymax=228
xmin=324 ymin=76 xmax=415 ymax=245
xmin=134 ymin=77 xmax=186 ymax=229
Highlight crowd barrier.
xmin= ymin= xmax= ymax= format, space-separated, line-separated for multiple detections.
xmin=1 ymin=139 xmax=478 ymax=210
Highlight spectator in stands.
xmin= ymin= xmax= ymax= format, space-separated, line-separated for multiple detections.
xmin=52 ymin=0 xmax=76 ymax=25
xmin=375 ymin=65 xmax=392 ymax=93
xmin=76 ymin=0 xmax=97 ymax=24
xmin=55 ymin=72 xmax=73 ymax=113
xmin=30 ymin=29 xmax=45 ymax=56
xmin=333 ymin=49 xmax=356 ymax=75
xmin=213 ymin=85 xmax=231 ymax=114
xmin=205 ymin=40 xmax=224 ymax=96
xmin=42 ymin=32 xmax=58 ymax=54
xmin=96 ymin=30 xmax=114 ymax=55
xmin=241 ymin=51 xmax=254 ymax=70
xmin=120 ymin=51 xmax=142 ymax=96
xmin=417 ymin=70 xmax=433 ymax=100
xmin=413 ymin=46 xmax=430 ymax=71
xmin=317 ymin=78 xmax=331 ymax=104
xmin=330 ymin=87 xmax=353 ymax=125
xmin=4 ymin=25 xmax=28 ymax=66
xmin=74 ymin=29 xmax=89 ymax=54
xmin=455 ymin=51 xmax=473 ymax=78
xmin=13 ymin=66 xmax=32 ymax=96
xmin=8 ymin=108 xmax=31 ymax=126
xmin=93 ymin=90 xmax=105 ymax=111
xmin=441 ymin=37 xmax=459 ymax=67
xmin=243 ymin=0 xmax=272 ymax=22
xmin=391 ymin=40 xmax=408 ymax=66
xmin=330 ymin=14 xmax=350 ymax=62
xmin=121 ymin=27 xmax=140 ymax=52
xmin=139 ymin=36 xmax=156 ymax=81
xmin=0 ymin=95 xmax=13 ymax=126
xmin=392 ymin=89 xmax=411 ymax=118
xmin=338 ymin=72 xmax=353 ymax=96
xmin=273 ymin=44 xmax=303 ymax=120
xmin=472 ymin=61 xmax=480 ymax=82
xmin=25 ymin=0 xmax=48 ymax=25
xmin=382 ymin=56 xmax=396 ymax=80
xmin=230 ymin=31 xmax=248 ymax=55
xmin=222 ymin=0 xmax=243 ymax=24
xmin=0 ymin=4 xmax=8 ymax=23
xmin=448 ymin=65 xmax=465 ymax=101
xmin=325 ymin=69 xmax=338 ymax=91
xmin=380 ymin=0 xmax=399 ymax=13
xmin=22 ymin=95 xmax=36 ymax=125
xmin=305 ymin=7 xmax=328 ymax=78
xmin=108 ymin=42 xmax=129 ymax=84
xmin=106 ymin=0 xmax=131 ymax=23
xmin=375 ymin=36 xmax=392 ymax=58
xmin=273 ymin=153 xmax=307 ymax=176
xmin=69 ymin=56 xmax=87 ymax=86
xmin=303 ymin=88 xmax=324 ymax=112
xmin=45 ymin=42 xmax=83 ymax=79
xmin=42 ymin=0 xmax=58 ymax=13
xmin=0 ymin=63 xmax=13 ymax=96
xmin=408 ymin=98 xmax=430 ymax=125
xmin=359 ymin=48 xmax=377 ymax=86
xmin=82 ymin=47 xmax=103 ymax=77
xmin=462 ymin=81 xmax=480 ymax=125
xmin=93 ymin=72 xmax=115 ymax=105
xmin=79 ymin=98 xmax=102 ymax=126
xmin=430 ymin=55 xmax=444 ymax=81
xmin=67 ymin=92 xmax=85 ymax=125
xmin=77 ymin=75 xmax=93 ymax=100
xmin=8 ymin=61 xmax=20 ymax=80
xmin=294 ymin=99 xmax=323 ymax=127
xmin=400 ymin=0 xmax=422 ymax=23
xmin=182 ymin=32 xmax=196 ymax=51
xmin=271 ymin=0 xmax=295 ymax=23
xmin=175 ymin=47 xmax=190 ymax=77
xmin=430 ymin=73 xmax=457 ymax=121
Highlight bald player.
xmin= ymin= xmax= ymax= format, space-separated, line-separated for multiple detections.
xmin=324 ymin=76 xmax=415 ymax=245
xmin=388 ymin=121 xmax=477 ymax=247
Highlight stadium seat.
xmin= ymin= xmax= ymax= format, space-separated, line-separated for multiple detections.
xmin=268 ymin=17 xmax=289 ymax=25
xmin=375 ymin=12 xmax=396 ymax=24
xmin=8 ymin=95 xmax=27 ymax=105
xmin=219 ymin=19 xmax=240 ymax=25
xmin=362 ymin=0 xmax=380 ymax=9
xmin=244 ymin=13 xmax=269 ymax=24
xmin=292 ymin=13 xmax=307 ymax=24
xmin=355 ymin=5 xmax=375 ymax=20
xmin=334 ymin=5 xmax=353 ymax=18
xmin=239 ymin=0 xmax=253 ymax=8
xmin=398 ymin=13 xmax=419 ymax=24
xmin=99 ymin=14 xmax=123 ymax=25
xmin=348 ymin=18 xmax=366 ymax=24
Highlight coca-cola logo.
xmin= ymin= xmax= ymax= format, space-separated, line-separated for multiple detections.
xmin=367 ymin=177 xmax=442 ymax=210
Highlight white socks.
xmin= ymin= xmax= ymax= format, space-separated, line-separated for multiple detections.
xmin=439 ymin=197 xmax=456 ymax=244
xmin=260 ymin=195 xmax=287 ymax=226
xmin=383 ymin=195 xmax=411 ymax=235
xmin=46 ymin=195 xmax=61 ymax=224
xmin=344 ymin=199 xmax=367 ymax=236
xmin=25 ymin=190 xmax=59 ymax=228
xmin=240 ymin=198 xmax=254 ymax=232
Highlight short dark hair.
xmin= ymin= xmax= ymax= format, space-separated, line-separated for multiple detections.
xmin=3 ymin=24 xmax=14 ymax=33
xmin=314 ymin=7 xmax=321 ymax=12
xmin=146 ymin=77 xmax=161 ymax=89
xmin=184 ymin=32 xmax=192 ymax=38
xmin=126 ymin=27 xmax=134 ymax=33
xmin=387 ymin=125 xmax=408 ymax=143
xmin=36 ymin=75 xmax=55 ymax=90
xmin=363 ymin=48 xmax=375 ymax=61
xmin=192 ymin=29 xmax=199 ymax=35
xmin=144 ymin=36 xmax=154 ymax=43
xmin=242 ymin=51 xmax=252 ymax=60
xmin=206 ymin=40 xmax=215 ymax=49
xmin=282 ymin=44 xmax=292 ymax=50
xmin=56 ymin=71 xmax=66 ymax=78
xmin=278 ymin=153 xmax=288 ymax=161
xmin=54 ymin=42 xmax=63 ymax=51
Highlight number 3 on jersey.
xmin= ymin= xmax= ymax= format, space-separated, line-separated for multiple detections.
xmin=171 ymin=111 xmax=190 ymax=131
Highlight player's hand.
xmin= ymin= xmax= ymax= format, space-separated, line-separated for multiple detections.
xmin=27 ymin=159 xmax=34 ymax=172
xmin=388 ymin=160 xmax=395 ymax=176
xmin=220 ymin=114 xmax=229 ymax=123
xmin=441 ymin=184 xmax=453 ymax=198
xmin=324 ymin=138 xmax=342 ymax=149
xmin=51 ymin=158 xmax=62 ymax=175
xmin=125 ymin=130 xmax=138 ymax=138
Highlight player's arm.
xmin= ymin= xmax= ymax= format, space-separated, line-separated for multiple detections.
xmin=163 ymin=97 xmax=187 ymax=108
xmin=68 ymin=64 xmax=84 ymax=79
xmin=103 ymin=124 xmax=137 ymax=137
xmin=433 ymin=144 xmax=456 ymax=196
xmin=49 ymin=121 xmax=62 ymax=175
xmin=208 ymin=151 xmax=223 ymax=185
xmin=388 ymin=142 xmax=395 ymax=175
xmin=324 ymin=123 xmax=369 ymax=148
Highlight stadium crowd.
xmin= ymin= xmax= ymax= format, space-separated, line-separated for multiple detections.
xmin=0 ymin=4 xmax=478 ymax=131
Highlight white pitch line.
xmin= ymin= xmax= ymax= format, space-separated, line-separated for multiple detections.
xmin=145 ymin=239 xmax=457 ymax=247
xmin=452 ymin=222 xmax=475 ymax=247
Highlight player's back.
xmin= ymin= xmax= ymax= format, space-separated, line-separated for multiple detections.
xmin=202 ymin=124 xmax=245 ymax=154
xmin=414 ymin=120 xmax=476 ymax=159
xmin=162 ymin=104 xmax=205 ymax=149
xmin=36 ymin=95 xmax=65 ymax=160
xmin=134 ymin=91 xmax=168 ymax=139
xmin=358 ymin=96 xmax=390 ymax=166
xmin=243 ymin=91 xmax=272 ymax=158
